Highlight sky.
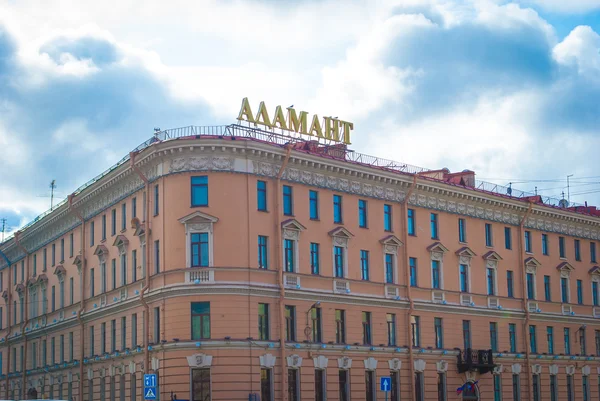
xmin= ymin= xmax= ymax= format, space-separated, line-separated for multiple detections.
xmin=0 ymin=0 xmax=599 ymax=239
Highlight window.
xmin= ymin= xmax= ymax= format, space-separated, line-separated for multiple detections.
xmin=411 ymin=315 xmax=420 ymax=347
xmin=288 ymin=369 xmax=299 ymax=401
xmin=527 ymin=272 xmax=535 ymax=300
xmin=51 ymin=286 xmax=55 ymax=312
xmin=458 ymin=218 xmax=466 ymax=242
xmin=432 ymin=260 xmax=441 ymax=289
xmin=525 ymin=231 xmax=532 ymax=253
xmin=512 ymin=374 xmax=521 ymax=401
xmin=339 ymin=370 xmax=350 ymax=401
xmin=460 ymin=264 xmax=469 ymax=292
xmin=311 ymin=307 xmax=322 ymax=343
xmin=532 ymin=374 xmax=540 ymax=401
xmin=154 ymin=240 xmax=160 ymax=274
xmin=334 ymin=246 xmax=344 ymax=278
xmin=153 ymin=307 xmax=160 ymax=343
xmin=256 ymin=180 xmax=267 ymax=211
xmin=192 ymin=368 xmax=211 ymax=401
xmin=132 ymin=250 xmax=137 ymax=282
xmin=111 ymin=258 xmax=116 ymax=290
xmin=579 ymin=327 xmax=586 ymax=355
xmin=391 ymin=372 xmax=400 ymax=401
xmin=550 ymin=376 xmax=558 ymax=401
xmin=415 ymin=372 xmax=424 ymax=401
xmin=121 ymin=203 xmax=127 ymax=231
xmin=153 ymin=184 xmax=159 ymax=215
xmin=437 ymin=372 xmax=446 ymax=401
xmin=387 ymin=313 xmax=396 ymax=346
xmin=407 ymin=209 xmax=415 ymax=235
xmin=463 ymin=320 xmax=471 ymax=349
xmin=284 ymin=239 xmax=295 ymax=273
xmin=132 ymin=197 xmax=137 ymax=219
xmin=70 ymin=233 xmax=74 ymax=257
xmin=60 ymin=238 xmax=64 ymax=261
xmin=385 ymin=253 xmax=394 ymax=284
xmin=509 ymin=323 xmax=517 ymax=353
xmin=282 ymin=185 xmax=293 ymax=216
xmin=577 ymin=280 xmax=583 ymax=304
xmin=358 ymin=199 xmax=367 ymax=228
xmin=434 ymin=317 xmax=443 ymax=348
xmin=89 ymin=326 xmax=95 ymax=356
xmin=190 ymin=233 xmax=209 ymax=268
xmin=310 ymin=243 xmax=319 ymax=275
xmin=591 ymin=242 xmax=597 ymax=263
xmin=102 ymin=214 xmax=106 ymax=240
xmin=120 ymin=253 xmax=127 ymax=286
xmin=258 ymin=236 xmax=268 ymax=269
xmin=493 ymin=375 xmax=502 ymax=401
xmin=42 ymin=339 xmax=47 ymax=365
xmin=564 ymin=327 xmax=571 ymax=354
xmin=595 ymin=330 xmax=600 ymax=356
xmin=51 ymin=243 xmax=56 ymax=266
xmin=409 ymin=257 xmax=417 ymax=287
xmin=567 ymin=375 xmax=574 ymax=401
xmin=561 ymin=277 xmax=569 ymax=303
xmin=505 ymin=227 xmax=512 ymax=249
xmin=191 ymin=302 xmax=210 ymax=340
xmin=487 ymin=267 xmax=496 ymax=295
xmin=258 ymin=303 xmax=269 ymax=340
xmin=60 ymin=334 xmax=65 ymax=362
xmin=121 ymin=317 xmax=126 ymax=350
xmin=285 ymin=306 xmax=296 ymax=342
xmin=360 ymin=250 xmax=369 ymax=281
xmin=593 ymin=281 xmax=599 ymax=306
xmin=69 ymin=277 xmax=74 ymax=305
xmin=529 ymin=325 xmax=537 ymax=353
xmin=575 ymin=239 xmax=581 ymax=261
xmin=384 ymin=204 xmax=392 ymax=231
xmin=507 ymin=270 xmax=514 ymax=297
xmin=131 ymin=314 xmax=137 ymax=347
xmin=309 ymin=190 xmax=319 ymax=220
xmin=547 ymin=327 xmax=554 ymax=354
xmin=333 ymin=194 xmax=342 ymax=223
xmin=430 ymin=213 xmax=438 ymax=239
xmin=111 ymin=209 xmax=116 ymax=236
xmin=485 ymin=223 xmax=493 ymax=246
xmin=559 ymin=236 xmax=565 ymax=258
xmin=582 ymin=376 xmax=590 ymax=401
xmin=90 ymin=222 xmax=95 ymax=247
xmin=100 ymin=262 xmax=107 ymax=293
xmin=110 ymin=320 xmax=116 ymax=352
xmin=542 ymin=234 xmax=549 ymax=255
xmin=490 ymin=322 xmax=498 ymax=352
xmin=260 ymin=368 xmax=273 ymax=401
xmin=542 ymin=275 xmax=551 ymax=301
xmin=362 ymin=312 xmax=371 ymax=345
xmin=365 ymin=370 xmax=376 ymax=401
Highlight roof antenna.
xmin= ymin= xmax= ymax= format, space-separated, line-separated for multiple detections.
xmin=507 ymin=182 xmax=512 ymax=196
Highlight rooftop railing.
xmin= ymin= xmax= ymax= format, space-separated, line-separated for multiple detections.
xmin=0 ymin=124 xmax=589 ymax=245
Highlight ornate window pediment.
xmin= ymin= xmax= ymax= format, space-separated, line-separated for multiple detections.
xmin=427 ymin=242 xmax=449 ymax=261
xmin=557 ymin=262 xmax=575 ymax=278
xmin=178 ymin=211 xmax=219 ymax=232
xmin=53 ymin=265 xmax=66 ymax=282
xmin=113 ymin=235 xmax=129 ymax=255
xmin=329 ymin=227 xmax=354 ymax=247
xmin=524 ymin=257 xmax=541 ymax=273
xmin=180 ymin=211 xmax=218 ymax=268
xmin=15 ymin=283 xmax=25 ymax=294
xmin=93 ymin=245 xmax=109 ymax=264
xmin=2 ymin=290 xmax=8 ymax=301
xmin=27 ymin=277 xmax=38 ymax=287
xmin=456 ymin=246 xmax=476 ymax=258
xmin=133 ymin=222 xmax=146 ymax=237
xmin=483 ymin=251 xmax=502 ymax=269
xmin=589 ymin=266 xmax=600 ymax=276
xmin=282 ymin=219 xmax=306 ymax=240
xmin=380 ymin=235 xmax=403 ymax=254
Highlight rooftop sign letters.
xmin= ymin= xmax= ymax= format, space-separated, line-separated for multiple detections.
xmin=237 ymin=97 xmax=353 ymax=144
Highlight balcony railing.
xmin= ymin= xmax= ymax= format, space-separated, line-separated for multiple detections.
xmin=457 ymin=348 xmax=495 ymax=374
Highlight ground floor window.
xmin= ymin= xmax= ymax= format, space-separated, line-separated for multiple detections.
xmin=315 ymin=369 xmax=326 ymax=401
xmin=582 ymin=375 xmax=590 ymax=401
xmin=415 ymin=372 xmax=424 ymax=401
xmin=288 ymin=369 xmax=299 ymax=401
xmin=391 ymin=371 xmax=400 ymax=401
xmin=192 ymin=368 xmax=211 ymax=401
xmin=130 ymin=374 xmax=137 ymax=401
xmin=532 ymin=374 xmax=540 ymax=401
xmin=462 ymin=381 xmax=479 ymax=400
xmin=110 ymin=376 xmax=115 ymax=401
xmin=88 ymin=379 xmax=93 ymax=401
xmin=339 ymin=370 xmax=350 ymax=401
xmin=567 ymin=375 xmax=574 ymax=401
xmin=365 ymin=370 xmax=375 ymax=401
xmin=512 ymin=374 xmax=520 ymax=401
xmin=438 ymin=373 xmax=447 ymax=401
xmin=260 ymin=368 xmax=272 ymax=401
xmin=493 ymin=375 xmax=502 ymax=401
xmin=120 ymin=374 xmax=125 ymax=401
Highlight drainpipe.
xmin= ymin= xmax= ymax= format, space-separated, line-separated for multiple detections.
xmin=402 ymin=174 xmax=419 ymax=401
xmin=68 ymin=193 xmax=86 ymax=398
xmin=275 ymin=144 xmax=293 ymax=401
xmin=0 ymin=249 xmax=12 ymax=399
xmin=130 ymin=151 xmax=151 ymax=375
xmin=13 ymin=231 xmax=29 ymax=396
xmin=518 ymin=201 xmax=534 ymax=401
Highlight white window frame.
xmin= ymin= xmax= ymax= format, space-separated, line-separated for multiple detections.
xmin=428 ymin=243 xmax=448 ymax=290
xmin=483 ymin=252 xmax=502 ymax=296
xmin=380 ymin=235 xmax=402 ymax=285
xmin=591 ymin=275 xmax=600 ymax=305
xmin=558 ymin=263 xmax=575 ymax=304
xmin=281 ymin=219 xmax=306 ymax=274
xmin=524 ymin=258 xmax=541 ymax=300
xmin=179 ymin=211 xmax=219 ymax=269
xmin=330 ymin=227 xmax=353 ymax=279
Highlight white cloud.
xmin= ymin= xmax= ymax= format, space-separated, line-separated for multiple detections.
xmin=553 ymin=25 xmax=600 ymax=76
xmin=522 ymin=0 xmax=600 ymax=14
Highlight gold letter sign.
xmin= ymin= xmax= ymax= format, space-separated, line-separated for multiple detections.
xmin=237 ymin=97 xmax=352 ymax=145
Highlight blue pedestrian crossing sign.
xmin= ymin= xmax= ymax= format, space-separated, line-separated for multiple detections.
xmin=380 ymin=376 xmax=391 ymax=392
xmin=144 ymin=373 xmax=158 ymax=400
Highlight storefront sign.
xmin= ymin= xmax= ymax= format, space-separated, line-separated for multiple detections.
xmin=237 ymin=97 xmax=353 ymax=144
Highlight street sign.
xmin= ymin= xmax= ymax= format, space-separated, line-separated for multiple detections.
xmin=380 ymin=376 xmax=391 ymax=392
xmin=144 ymin=373 xmax=158 ymax=400
xmin=144 ymin=387 xmax=157 ymax=400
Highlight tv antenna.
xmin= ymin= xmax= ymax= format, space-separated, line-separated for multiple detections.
xmin=37 ymin=180 xmax=62 ymax=210
xmin=0 ymin=218 xmax=7 ymax=242
xmin=567 ymin=174 xmax=573 ymax=203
